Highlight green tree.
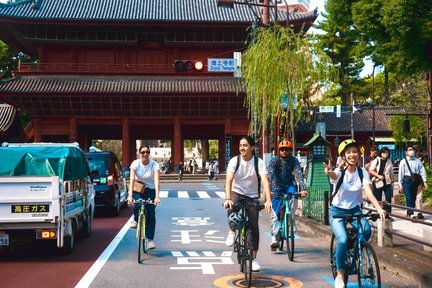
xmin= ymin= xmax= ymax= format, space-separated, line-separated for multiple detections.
xmin=0 ymin=40 xmax=18 ymax=79
xmin=242 ymin=25 xmax=336 ymax=144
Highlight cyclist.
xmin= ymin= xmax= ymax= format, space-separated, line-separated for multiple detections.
xmin=323 ymin=139 xmax=385 ymax=288
xmin=267 ymin=140 xmax=307 ymax=250
xmin=223 ymin=135 xmax=272 ymax=272
xmin=128 ymin=145 xmax=161 ymax=249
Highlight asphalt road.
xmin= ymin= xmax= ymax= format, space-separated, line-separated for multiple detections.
xmin=0 ymin=181 xmax=419 ymax=288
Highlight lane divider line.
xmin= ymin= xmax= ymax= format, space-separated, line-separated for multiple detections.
xmin=75 ymin=215 xmax=133 ymax=288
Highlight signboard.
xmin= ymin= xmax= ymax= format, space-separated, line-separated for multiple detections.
xmin=336 ymin=105 xmax=341 ymax=117
xmin=378 ymin=144 xmax=395 ymax=150
xmin=208 ymin=58 xmax=237 ymax=72
xmin=360 ymin=146 xmax=365 ymax=154
xmin=319 ymin=106 xmax=334 ymax=113
xmin=225 ymin=136 xmax=231 ymax=170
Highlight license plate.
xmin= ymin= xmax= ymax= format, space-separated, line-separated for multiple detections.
xmin=11 ymin=204 xmax=50 ymax=213
xmin=0 ymin=233 xmax=9 ymax=246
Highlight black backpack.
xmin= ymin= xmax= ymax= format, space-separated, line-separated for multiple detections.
xmin=234 ymin=155 xmax=261 ymax=197
xmin=330 ymin=167 xmax=364 ymax=204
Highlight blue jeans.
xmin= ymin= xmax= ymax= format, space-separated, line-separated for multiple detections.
xmin=402 ymin=177 xmax=417 ymax=216
xmin=329 ymin=205 xmax=371 ymax=272
xmin=373 ymin=184 xmax=392 ymax=213
xmin=133 ymin=188 xmax=156 ymax=240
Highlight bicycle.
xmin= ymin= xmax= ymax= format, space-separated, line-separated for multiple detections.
xmin=329 ymin=213 xmax=381 ymax=287
xmin=275 ymin=191 xmax=300 ymax=261
xmin=228 ymin=199 xmax=264 ymax=288
xmin=133 ymin=198 xmax=154 ymax=264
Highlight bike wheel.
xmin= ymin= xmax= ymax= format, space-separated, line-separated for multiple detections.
xmin=330 ymin=233 xmax=337 ymax=279
xmin=241 ymin=230 xmax=253 ymax=287
xmin=235 ymin=231 xmax=242 ymax=265
xmin=357 ymin=242 xmax=381 ymax=287
xmin=137 ymin=214 xmax=143 ymax=263
xmin=284 ymin=213 xmax=295 ymax=261
xmin=142 ymin=212 xmax=148 ymax=254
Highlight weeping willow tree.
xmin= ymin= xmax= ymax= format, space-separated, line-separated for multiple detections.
xmin=242 ymin=25 xmax=336 ymax=149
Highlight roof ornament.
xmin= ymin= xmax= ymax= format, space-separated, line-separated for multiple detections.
xmin=31 ymin=0 xmax=42 ymax=11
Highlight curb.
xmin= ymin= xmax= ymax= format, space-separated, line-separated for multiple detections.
xmin=296 ymin=216 xmax=432 ymax=288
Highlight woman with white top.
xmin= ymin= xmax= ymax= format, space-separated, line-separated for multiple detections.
xmin=323 ymin=139 xmax=385 ymax=288
xmin=128 ymin=145 xmax=161 ymax=249
xmin=368 ymin=147 xmax=394 ymax=213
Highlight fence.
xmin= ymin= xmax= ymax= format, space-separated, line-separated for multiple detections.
xmin=302 ymin=187 xmax=329 ymax=224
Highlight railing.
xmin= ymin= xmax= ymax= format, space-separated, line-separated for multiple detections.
xmin=18 ymin=63 xmax=228 ymax=75
xmin=302 ymin=187 xmax=329 ymax=224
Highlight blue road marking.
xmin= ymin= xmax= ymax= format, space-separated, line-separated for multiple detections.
xmin=322 ymin=276 xmax=384 ymax=287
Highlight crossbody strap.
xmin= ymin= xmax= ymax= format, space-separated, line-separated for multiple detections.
xmin=405 ymin=158 xmax=413 ymax=177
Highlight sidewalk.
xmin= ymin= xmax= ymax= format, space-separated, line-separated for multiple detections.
xmin=296 ymin=210 xmax=432 ymax=288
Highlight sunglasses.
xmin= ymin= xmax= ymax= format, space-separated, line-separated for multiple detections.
xmin=140 ymin=151 xmax=150 ymax=154
xmin=280 ymin=148 xmax=291 ymax=152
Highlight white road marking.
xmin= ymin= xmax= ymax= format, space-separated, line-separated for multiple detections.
xmin=172 ymin=251 xmax=184 ymax=257
xmin=75 ymin=216 xmax=133 ymax=288
xmin=178 ymin=191 xmax=189 ymax=198
xmin=186 ymin=251 xmax=200 ymax=257
xmin=215 ymin=191 xmax=226 ymax=198
xmin=159 ymin=191 xmax=169 ymax=198
xmin=203 ymin=251 xmax=215 ymax=256
xmin=197 ymin=191 xmax=211 ymax=198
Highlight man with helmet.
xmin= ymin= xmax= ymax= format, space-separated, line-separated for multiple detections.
xmin=267 ymin=140 xmax=307 ymax=250
xmin=323 ymin=139 xmax=386 ymax=288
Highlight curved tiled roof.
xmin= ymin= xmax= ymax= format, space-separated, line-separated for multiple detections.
xmin=0 ymin=75 xmax=245 ymax=95
xmin=0 ymin=103 xmax=16 ymax=133
xmin=0 ymin=0 xmax=317 ymax=23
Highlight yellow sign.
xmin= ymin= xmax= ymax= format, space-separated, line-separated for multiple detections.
xmin=360 ymin=146 xmax=365 ymax=154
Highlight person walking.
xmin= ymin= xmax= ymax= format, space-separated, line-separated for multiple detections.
xmin=223 ymin=135 xmax=272 ymax=272
xmin=323 ymin=139 xmax=385 ymax=288
xmin=178 ymin=162 xmax=184 ymax=181
xmin=128 ymin=145 xmax=161 ymax=249
xmin=368 ymin=147 xmax=394 ymax=214
xmin=398 ymin=145 xmax=427 ymax=219
xmin=267 ymin=140 xmax=307 ymax=250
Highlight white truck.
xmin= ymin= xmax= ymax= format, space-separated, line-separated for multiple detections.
xmin=0 ymin=142 xmax=95 ymax=254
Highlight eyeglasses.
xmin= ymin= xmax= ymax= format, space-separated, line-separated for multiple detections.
xmin=140 ymin=151 xmax=150 ymax=154
xmin=280 ymin=148 xmax=291 ymax=152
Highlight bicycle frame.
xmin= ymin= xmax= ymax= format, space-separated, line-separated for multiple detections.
xmin=134 ymin=198 xmax=154 ymax=264
xmin=330 ymin=213 xmax=381 ymax=287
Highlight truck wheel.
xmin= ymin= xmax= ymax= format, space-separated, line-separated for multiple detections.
xmin=60 ymin=223 xmax=76 ymax=254
xmin=81 ymin=210 xmax=92 ymax=238
xmin=113 ymin=193 xmax=120 ymax=216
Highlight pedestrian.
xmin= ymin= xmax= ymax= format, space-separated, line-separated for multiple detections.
xmin=188 ymin=159 xmax=193 ymax=174
xmin=213 ymin=160 xmax=219 ymax=180
xmin=223 ymin=135 xmax=272 ymax=272
xmin=364 ymin=146 xmax=377 ymax=171
xmin=368 ymin=147 xmax=394 ymax=214
xmin=267 ymin=140 xmax=307 ymax=250
xmin=208 ymin=161 xmax=214 ymax=180
xmin=398 ymin=146 xmax=427 ymax=219
xmin=323 ymin=139 xmax=386 ymax=288
xmin=178 ymin=162 xmax=184 ymax=181
xmin=128 ymin=145 xmax=161 ymax=249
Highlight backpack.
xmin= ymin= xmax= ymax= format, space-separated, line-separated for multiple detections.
xmin=330 ymin=166 xmax=364 ymax=204
xmin=234 ymin=155 xmax=261 ymax=197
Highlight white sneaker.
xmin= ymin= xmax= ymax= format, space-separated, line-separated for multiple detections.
xmin=270 ymin=235 xmax=279 ymax=250
xmin=334 ymin=275 xmax=345 ymax=288
xmin=130 ymin=220 xmax=137 ymax=229
xmin=225 ymin=230 xmax=236 ymax=247
xmin=148 ymin=240 xmax=156 ymax=249
xmin=252 ymin=259 xmax=261 ymax=272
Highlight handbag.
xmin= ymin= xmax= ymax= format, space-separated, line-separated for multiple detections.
xmin=374 ymin=178 xmax=385 ymax=189
xmin=404 ymin=158 xmax=424 ymax=186
xmin=133 ymin=180 xmax=145 ymax=194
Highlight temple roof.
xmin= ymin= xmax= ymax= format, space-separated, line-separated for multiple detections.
xmin=0 ymin=75 xmax=245 ymax=94
xmin=0 ymin=75 xmax=247 ymax=117
xmin=0 ymin=0 xmax=318 ymax=24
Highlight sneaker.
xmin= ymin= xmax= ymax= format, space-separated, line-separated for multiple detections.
xmin=225 ymin=230 xmax=236 ymax=247
xmin=410 ymin=214 xmax=417 ymax=219
xmin=334 ymin=275 xmax=345 ymax=288
xmin=130 ymin=220 xmax=137 ymax=229
xmin=417 ymin=213 xmax=424 ymax=220
xmin=148 ymin=240 xmax=156 ymax=249
xmin=270 ymin=235 xmax=279 ymax=251
xmin=252 ymin=259 xmax=261 ymax=272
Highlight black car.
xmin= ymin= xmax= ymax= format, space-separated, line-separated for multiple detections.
xmin=85 ymin=151 xmax=128 ymax=216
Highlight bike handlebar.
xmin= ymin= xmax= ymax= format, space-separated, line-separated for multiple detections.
xmin=332 ymin=213 xmax=380 ymax=222
xmin=132 ymin=198 xmax=155 ymax=205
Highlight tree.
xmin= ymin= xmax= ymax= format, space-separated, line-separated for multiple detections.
xmin=241 ymin=25 xmax=336 ymax=145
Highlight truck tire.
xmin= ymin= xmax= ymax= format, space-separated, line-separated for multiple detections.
xmin=80 ymin=209 xmax=92 ymax=238
xmin=60 ymin=223 xmax=76 ymax=254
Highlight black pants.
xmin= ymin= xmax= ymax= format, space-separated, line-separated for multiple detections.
xmin=227 ymin=192 xmax=260 ymax=251
xmin=133 ymin=189 xmax=156 ymax=240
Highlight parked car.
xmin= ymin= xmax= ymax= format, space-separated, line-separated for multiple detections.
xmin=85 ymin=150 xmax=128 ymax=216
